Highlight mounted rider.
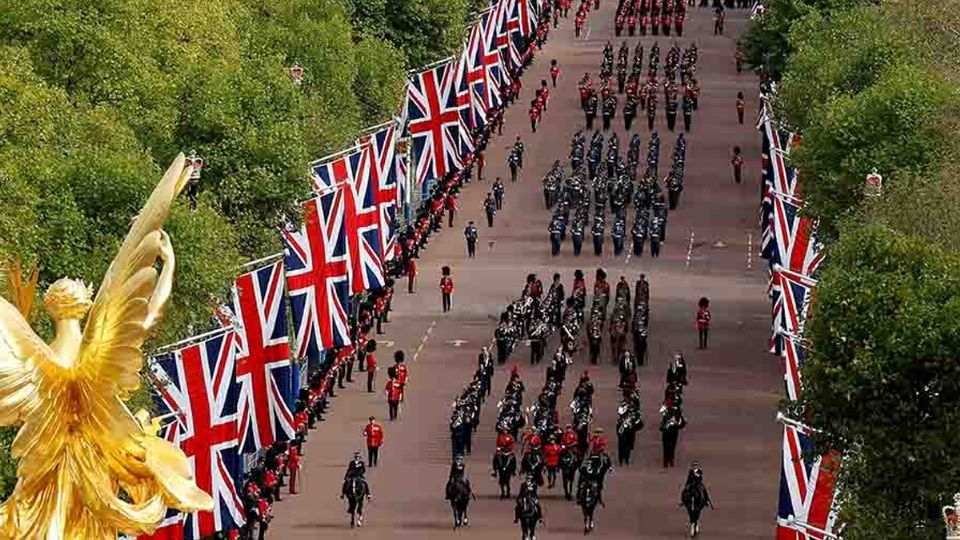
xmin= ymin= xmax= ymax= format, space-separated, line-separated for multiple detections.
xmin=577 ymin=431 xmax=613 ymax=505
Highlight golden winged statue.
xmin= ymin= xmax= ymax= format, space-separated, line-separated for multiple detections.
xmin=0 ymin=154 xmax=214 ymax=539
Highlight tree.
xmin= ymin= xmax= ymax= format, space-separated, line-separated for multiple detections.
xmin=802 ymin=225 xmax=960 ymax=540
xmin=792 ymin=64 xmax=957 ymax=239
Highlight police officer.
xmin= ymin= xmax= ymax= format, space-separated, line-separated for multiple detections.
xmin=484 ymin=192 xmax=497 ymax=227
xmin=624 ymin=92 xmax=638 ymax=130
xmin=602 ymin=94 xmax=618 ymax=131
xmin=493 ymin=177 xmax=505 ymax=210
xmin=464 ymin=221 xmax=478 ymax=258
xmin=591 ymin=211 xmax=605 ymax=256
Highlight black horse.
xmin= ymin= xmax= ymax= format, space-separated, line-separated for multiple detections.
xmin=492 ymin=449 xmax=518 ymax=499
xmin=515 ymin=490 xmax=543 ymax=540
xmin=341 ymin=476 xmax=370 ymax=528
xmin=559 ymin=446 xmax=582 ymax=500
xmin=446 ymin=476 xmax=475 ymax=528
xmin=577 ymin=478 xmax=601 ymax=534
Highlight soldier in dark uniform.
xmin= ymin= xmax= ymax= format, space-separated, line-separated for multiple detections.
xmin=649 ymin=212 xmax=662 ymax=258
xmin=682 ymin=93 xmax=694 ymax=132
xmin=549 ymin=215 xmax=563 ymax=256
xmin=585 ymin=91 xmax=598 ymax=130
xmin=587 ymin=304 xmax=604 ymax=365
xmin=464 ymin=221 xmax=479 ymax=258
xmin=611 ymin=211 xmax=626 ymax=256
xmin=529 ymin=314 xmax=548 ymax=365
xmin=624 ymin=93 xmax=638 ymax=131
xmin=493 ymin=177 xmax=505 ymax=210
xmin=571 ymin=201 xmax=588 ymax=256
xmin=591 ymin=211 xmax=605 ymax=256
xmin=653 ymin=189 xmax=668 ymax=241
xmin=665 ymin=92 xmax=678 ymax=132
xmin=601 ymin=94 xmax=618 ymax=131
xmin=484 ymin=192 xmax=497 ymax=227
xmin=508 ymin=149 xmax=521 ymax=183
xmin=646 ymin=91 xmax=658 ymax=130
xmin=632 ymin=207 xmax=648 ymax=256
xmin=587 ymin=137 xmax=602 ymax=180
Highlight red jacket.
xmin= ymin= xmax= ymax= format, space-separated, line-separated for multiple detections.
xmin=561 ymin=429 xmax=578 ymax=448
xmin=441 ymin=276 xmax=454 ymax=294
xmin=550 ymin=66 xmax=560 ymax=80
xmin=385 ymin=379 xmax=403 ymax=402
xmin=396 ymin=363 xmax=409 ymax=385
xmin=696 ymin=308 xmax=711 ymax=330
xmin=543 ymin=443 xmax=562 ymax=467
xmin=529 ymin=106 xmax=541 ymax=122
xmin=364 ymin=422 xmax=384 ymax=448
xmin=288 ymin=446 xmax=301 ymax=467
xmin=407 ymin=258 xmax=418 ymax=276
xmin=496 ymin=431 xmax=515 ymax=450
xmin=445 ymin=195 xmax=457 ymax=211
xmin=367 ymin=352 xmax=377 ymax=374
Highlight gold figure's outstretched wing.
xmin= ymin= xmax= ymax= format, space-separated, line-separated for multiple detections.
xmin=0 ymin=297 xmax=55 ymax=426
xmin=77 ymin=154 xmax=192 ymax=407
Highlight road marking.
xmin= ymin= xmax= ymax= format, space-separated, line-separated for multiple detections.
xmin=381 ymin=340 xmax=395 ymax=348
xmin=685 ymin=230 xmax=695 ymax=269
xmin=447 ymin=339 xmax=468 ymax=347
xmin=624 ymin=249 xmax=632 ymax=264
xmin=412 ymin=320 xmax=436 ymax=362
xmin=585 ymin=25 xmax=592 ymax=40
xmin=747 ymin=232 xmax=753 ymax=270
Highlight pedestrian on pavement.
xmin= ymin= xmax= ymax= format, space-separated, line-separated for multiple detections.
xmin=366 ymin=340 xmax=378 ymax=392
xmin=407 ymin=256 xmax=418 ymax=293
xmin=736 ymin=91 xmax=745 ymax=124
xmin=731 ymin=146 xmax=744 ymax=184
xmin=550 ymin=59 xmax=560 ymax=87
xmin=385 ymin=372 xmax=403 ymax=421
xmin=464 ymin=221 xmax=479 ymax=257
xmin=440 ymin=266 xmax=454 ymax=313
xmin=484 ymin=193 xmax=497 ymax=227
xmin=363 ymin=416 xmax=384 ymax=466
xmin=493 ymin=177 xmax=506 ymax=209
xmin=696 ymin=297 xmax=711 ymax=348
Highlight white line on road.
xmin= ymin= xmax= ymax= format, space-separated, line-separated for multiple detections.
xmin=685 ymin=230 xmax=695 ymax=269
xmin=585 ymin=25 xmax=592 ymax=40
xmin=412 ymin=320 xmax=437 ymax=362
xmin=625 ymin=250 xmax=632 ymax=264
xmin=747 ymin=232 xmax=753 ymax=270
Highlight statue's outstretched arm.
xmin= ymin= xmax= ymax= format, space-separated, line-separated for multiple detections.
xmin=144 ymin=230 xmax=175 ymax=331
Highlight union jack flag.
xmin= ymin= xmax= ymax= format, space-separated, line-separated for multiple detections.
xmin=772 ymin=266 xmax=817 ymax=341
xmin=150 ymin=330 xmax=245 ymax=539
xmin=506 ymin=0 xmax=538 ymax=62
xmin=479 ymin=8 xmax=508 ymax=101
xmin=231 ymin=261 xmax=296 ymax=453
xmin=494 ymin=0 xmax=522 ymax=71
xmin=777 ymin=423 xmax=840 ymax=540
xmin=406 ymin=61 xmax=472 ymax=185
xmin=358 ymin=124 xmax=403 ymax=263
xmin=456 ymin=21 xmax=491 ymax=131
xmin=310 ymin=150 xmax=384 ymax=293
xmin=772 ymin=193 xmax=824 ymax=277
xmin=123 ymin=510 xmax=185 ymax=540
xmin=282 ymin=193 xmax=352 ymax=361
xmin=779 ymin=332 xmax=805 ymax=401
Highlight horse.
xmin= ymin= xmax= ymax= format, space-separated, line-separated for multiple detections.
xmin=515 ymin=491 xmax=543 ymax=540
xmin=341 ymin=476 xmax=370 ymax=528
xmin=681 ymin=480 xmax=711 ymax=537
xmin=492 ymin=450 xmax=518 ymax=499
xmin=577 ymin=478 xmax=601 ymax=534
xmin=446 ymin=476 xmax=475 ymax=528
xmin=559 ymin=446 xmax=582 ymax=500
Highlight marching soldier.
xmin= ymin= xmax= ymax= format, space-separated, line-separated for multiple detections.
xmin=632 ymin=208 xmax=648 ymax=256
xmin=508 ymin=149 xmax=521 ymax=183
xmin=602 ymin=94 xmax=618 ymax=131
xmin=493 ymin=177 xmax=506 ymax=210
xmin=464 ymin=221 xmax=478 ymax=258
xmin=731 ymin=146 xmax=744 ymax=184
xmin=529 ymin=314 xmax=549 ymax=365
xmin=549 ymin=216 xmax=563 ymax=256
xmin=650 ymin=212 xmax=662 ymax=258
xmin=611 ymin=211 xmax=626 ymax=256
xmin=592 ymin=211 xmax=605 ymax=256
xmin=624 ymin=92 xmax=638 ymax=131
xmin=647 ymin=90 xmax=658 ymax=130
xmin=484 ymin=192 xmax=497 ymax=227
xmin=665 ymin=93 xmax=678 ymax=132
xmin=587 ymin=304 xmax=604 ymax=365
xmin=736 ymin=91 xmax=745 ymax=124
xmin=682 ymin=92 xmax=694 ymax=132
xmin=571 ymin=201 xmax=588 ymax=256
xmin=585 ymin=91 xmax=599 ymax=130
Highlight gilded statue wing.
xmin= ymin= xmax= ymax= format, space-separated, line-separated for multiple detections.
xmin=0 ymin=297 xmax=54 ymax=426
xmin=78 ymin=154 xmax=192 ymax=413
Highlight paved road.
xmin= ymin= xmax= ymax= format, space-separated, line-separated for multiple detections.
xmin=271 ymin=4 xmax=779 ymax=539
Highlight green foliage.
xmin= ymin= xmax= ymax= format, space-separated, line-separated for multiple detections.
xmin=793 ymin=64 xmax=957 ymax=238
xmin=803 ymin=225 xmax=960 ymax=540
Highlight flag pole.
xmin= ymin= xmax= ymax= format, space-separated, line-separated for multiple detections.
xmin=783 ymin=517 xmax=841 ymax=540
xmin=309 ymin=144 xmax=361 ymax=167
xmin=153 ymin=325 xmax=235 ymax=354
xmin=240 ymin=252 xmax=284 ymax=269
xmin=408 ymin=55 xmax=456 ymax=76
xmin=356 ymin=120 xmax=397 ymax=139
